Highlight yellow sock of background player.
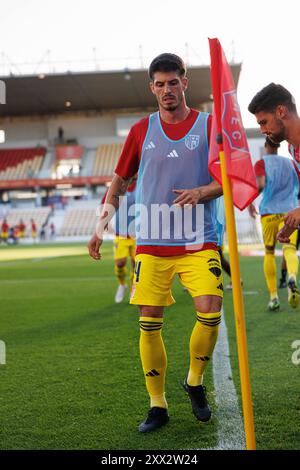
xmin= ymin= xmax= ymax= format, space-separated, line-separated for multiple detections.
xmin=187 ymin=311 xmax=221 ymax=386
xmin=139 ymin=317 xmax=167 ymax=409
xmin=264 ymin=251 xmax=277 ymax=299
xmin=283 ymin=244 xmax=299 ymax=280
xmin=114 ymin=265 xmax=127 ymax=285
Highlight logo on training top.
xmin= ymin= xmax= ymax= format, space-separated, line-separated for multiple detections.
xmin=145 ymin=141 xmax=156 ymax=150
xmin=185 ymin=134 xmax=200 ymax=151
xmin=167 ymin=149 xmax=179 ymax=158
xmin=222 ymin=90 xmax=248 ymax=153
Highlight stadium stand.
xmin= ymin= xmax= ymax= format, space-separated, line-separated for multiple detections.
xmin=93 ymin=144 xmax=123 ymax=176
xmin=0 ymin=65 xmax=265 ymax=244
xmin=60 ymin=207 xmax=98 ymax=236
xmin=0 ymin=148 xmax=46 ymax=180
xmin=1 ymin=207 xmax=51 ymax=236
xmin=80 ymin=149 xmax=95 ymax=177
xmin=230 ymin=210 xmax=263 ymax=245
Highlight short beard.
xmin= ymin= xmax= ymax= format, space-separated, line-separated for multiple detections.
xmin=160 ymin=94 xmax=182 ymax=112
xmin=269 ymin=118 xmax=286 ymax=143
xmin=161 ymin=102 xmax=179 ymax=112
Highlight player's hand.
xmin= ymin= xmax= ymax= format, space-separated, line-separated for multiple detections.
xmin=277 ymin=225 xmax=295 ymax=243
xmin=172 ymin=188 xmax=201 ymax=207
xmin=248 ymin=203 xmax=258 ymax=219
xmin=88 ymin=233 xmax=103 ymax=260
xmin=284 ymin=207 xmax=300 ymax=229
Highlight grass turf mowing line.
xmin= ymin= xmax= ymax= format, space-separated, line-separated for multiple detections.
xmin=0 ymin=241 xmax=113 ymax=262
xmin=0 ymin=244 xmax=218 ymax=450
xmin=222 ymin=256 xmax=300 ymax=450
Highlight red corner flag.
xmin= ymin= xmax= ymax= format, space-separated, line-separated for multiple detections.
xmin=208 ymin=38 xmax=258 ymax=210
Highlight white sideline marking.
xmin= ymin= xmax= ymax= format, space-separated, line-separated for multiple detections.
xmin=211 ymin=315 xmax=246 ymax=450
xmin=0 ymin=340 xmax=6 ymax=365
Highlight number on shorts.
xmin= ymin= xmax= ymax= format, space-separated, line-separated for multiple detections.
xmin=135 ymin=261 xmax=142 ymax=283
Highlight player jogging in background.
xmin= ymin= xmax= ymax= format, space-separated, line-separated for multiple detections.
xmin=214 ymin=195 xmax=233 ymax=289
xmin=31 ymin=218 xmax=37 ymax=242
xmin=18 ymin=219 xmax=26 ymax=239
xmin=88 ymin=53 xmax=223 ymax=432
xmin=248 ymin=83 xmax=300 ymax=243
xmin=50 ymin=222 xmax=55 ymax=239
xmin=1 ymin=218 xmax=9 ymax=243
xmin=249 ymin=137 xmax=299 ymax=310
xmin=102 ymin=180 xmax=137 ymax=303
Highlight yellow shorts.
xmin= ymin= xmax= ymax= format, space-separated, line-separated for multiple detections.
xmin=113 ymin=236 xmax=136 ymax=261
xmin=1 ymin=232 xmax=8 ymax=239
xmin=130 ymin=249 xmax=223 ymax=307
xmin=261 ymin=214 xmax=297 ymax=248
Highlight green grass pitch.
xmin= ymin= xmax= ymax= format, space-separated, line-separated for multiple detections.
xmin=0 ymin=242 xmax=299 ymax=450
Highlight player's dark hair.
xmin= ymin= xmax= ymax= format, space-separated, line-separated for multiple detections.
xmin=248 ymin=83 xmax=297 ymax=114
xmin=148 ymin=53 xmax=186 ymax=80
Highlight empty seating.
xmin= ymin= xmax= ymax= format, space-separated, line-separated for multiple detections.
xmin=2 ymin=207 xmax=51 ymax=236
xmin=0 ymin=148 xmax=46 ymax=180
xmin=93 ymin=143 xmax=123 ymax=176
xmin=60 ymin=207 xmax=98 ymax=236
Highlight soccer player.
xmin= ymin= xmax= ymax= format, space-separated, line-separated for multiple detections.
xmin=1 ymin=218 xmax=9 ymax=243
xmin=31 ymin=218 xmax=37 ymax=242
xmin=50 ymin=222 xmax=55 ymax=239
xmin=248 ymin=83 xmax=300 ymax=242
xmin=88 ymin=53 xmax=223 ymax=432
xmin=100 ymin=182 xmax=136 ymax=303
xmin=214 ymin=196 xmax=233 ymax=289
xmin=18 ymin=219 xmax=26 ymax=239
xmin=110 ymin=181 xmax=136 ymax=303
xmin=249 ymin=137 xmax=299 ymax=310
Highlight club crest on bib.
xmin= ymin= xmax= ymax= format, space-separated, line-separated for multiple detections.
xmin=185 ymin=134 xmax=200 ymax=150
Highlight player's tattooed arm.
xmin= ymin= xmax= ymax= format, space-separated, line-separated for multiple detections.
xmin=110 ymin=175 xmax=134 ymax=206
xmin=277 ymin=206 xmax=300 ymax=243
xmin=96 ymin=175 xmax=132 ymax=237
xmin=88 ymin=174 xmax=134 ymax=260
xmin=173 ymin=180 xmax=222 ymax=207
xmin=197 ymin=180 xmax=223 ymax=201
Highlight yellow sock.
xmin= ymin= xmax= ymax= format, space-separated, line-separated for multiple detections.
xmin=264 ymin=251 xmax=277 ymax=298
xmin=187 ymin=311 xmax=221 ymax=387
xmin=283 ymin=244 xmax=299 ymax=280
xmin=114 ymin=265 xmax=127 ymax=285
xmin=139 ymin=317 xmax=167 ymax=409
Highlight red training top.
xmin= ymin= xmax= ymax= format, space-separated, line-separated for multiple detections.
xmin=254 ymin=158 xmax=300 ymax=180
xmin=1 ymin=222 xmax=9 ymax=233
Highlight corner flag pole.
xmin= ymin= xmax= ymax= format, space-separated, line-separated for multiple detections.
xmin=218 ymin=145 xmax=256 ymax=450
xmin=209 ymin=37 xmax=256 ymax=450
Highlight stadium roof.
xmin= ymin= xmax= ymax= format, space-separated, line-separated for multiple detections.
xmin=246 ymin=128 xmax=264 ymax=139
xmin=0 ymin=64 xmax=241 ymax=118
